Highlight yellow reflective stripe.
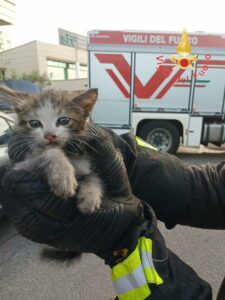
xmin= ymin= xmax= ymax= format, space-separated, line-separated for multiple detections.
xmin=138 ymin=237 xmax=163 ymax=286
xmin=112 ymin=237 xmax=164 ymax=300
xmin=135 ymin=136 xmax=158 ymax=151
xmin=118 ymin=283 xmax=151 ymax=300
xmin=141 ymin=251 xmax=163 ymax=285
xmin=138 ymin=236 xmax=152 ymax=254
xmin=113 ymin=265 xmax=150 ymax=295
xmin=144 ymin=268 xmax=163 ymax=285
xmin=112 ymin=244 xmax=141 ymax=281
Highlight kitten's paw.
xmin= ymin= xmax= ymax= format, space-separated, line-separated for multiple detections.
xmin=50 ymin=174 xmax=78 ymax=199
xmin=77 ymin=184 xmax=102 ymax=214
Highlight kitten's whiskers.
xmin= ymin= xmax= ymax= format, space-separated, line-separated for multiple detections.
xmin=11 ymin=138 xmax=37 ymax=161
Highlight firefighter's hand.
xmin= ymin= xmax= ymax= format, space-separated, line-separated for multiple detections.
xmin=1 ymin=130 xmax=140 ymax=256
xmin=88 ymin=135 xmax=133 ymax=200
xmin=0 ymin=139 xmax=140 ymax=258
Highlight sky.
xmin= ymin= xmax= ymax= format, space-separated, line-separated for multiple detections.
xmin=3 ymin=0 xmax=225 ymax=47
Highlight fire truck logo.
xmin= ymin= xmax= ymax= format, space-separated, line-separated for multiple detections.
xmin=171 ymin=29 xmax=198 ymax=70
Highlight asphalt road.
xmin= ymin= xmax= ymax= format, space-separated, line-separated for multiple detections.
xmin=0 ymin=149 xmax=225 ymax=300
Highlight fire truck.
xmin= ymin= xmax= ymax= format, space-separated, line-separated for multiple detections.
xmin=88 ymin=30 xmax=225 ymax=153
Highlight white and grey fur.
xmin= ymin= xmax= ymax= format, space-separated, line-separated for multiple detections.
xmin=1 ymin=87 xmax=103 ymax=214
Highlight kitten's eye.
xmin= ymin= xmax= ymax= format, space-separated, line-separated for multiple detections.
xmin=29 ymin=120 xmax=42 ymax=128
xmin=56 ymin=117 xmax=70 ymax=126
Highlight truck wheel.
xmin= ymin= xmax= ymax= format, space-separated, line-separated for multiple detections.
xmin=138 ymin=121 xmax=180 ymax=153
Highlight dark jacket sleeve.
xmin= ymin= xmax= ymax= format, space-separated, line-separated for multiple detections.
xmin=119 ymin=133 xmax=225 ymax=229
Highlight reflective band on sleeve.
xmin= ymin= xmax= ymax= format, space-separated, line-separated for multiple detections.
xmin=112 ymin=245 xmax=143 ymax=281
xmin=116 ymin=283 xmax=151 ymax=300
xmin=112 ymin=237 xmax=163 ymax=300
xmin=139 ymin=237 xmax=163 ymax=285
xmin=135 ymin=136 xmax=158 ymax=151
xmin=141 ymin=251 xmax=163 ymax=285
xmin=138 ymin=236 xmax=152 ymax=254
xmin=113 ymin=265 xmax=149 ymax=294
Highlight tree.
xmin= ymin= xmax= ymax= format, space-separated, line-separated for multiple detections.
xmin=7 ymin=70 xmax=51 ymax=88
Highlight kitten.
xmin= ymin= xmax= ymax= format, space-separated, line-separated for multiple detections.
xmin=0 ymin=87 xmax=103 ymax=214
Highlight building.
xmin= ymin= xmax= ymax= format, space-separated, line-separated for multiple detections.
xmin=0 ymin=0 xmax=16 ymax=25
xmin=0 ymin=40 xmax=88 ymax=90
xmin=0 ymin=0 xmax=15 ymax=78
xmin=0 ymin=31 xmax=11 ymax=52
xmin=0 ymin=10 xmax=88 ymax=91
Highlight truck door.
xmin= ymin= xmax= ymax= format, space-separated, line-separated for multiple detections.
xmin=134 ymin=53 xmax=192 ymax=112
xmin=89 ymin=51 xmax=132 ymax=129
xmin=192 ymin=54 xmax=225 ymax=113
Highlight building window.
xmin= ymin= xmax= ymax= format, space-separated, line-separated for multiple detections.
xmin=79 ymin=64 xmax=88 ymax=78
xmin=67 ymin=63 xmax=76 ymax=79
xmin=47 ymin=60 xmax=76 ymax=80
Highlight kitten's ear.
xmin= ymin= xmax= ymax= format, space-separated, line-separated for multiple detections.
xmin=72 ymin=89 xmax=98 ymax=118
xmin=0 ymin=85 xmax=33 ymax=113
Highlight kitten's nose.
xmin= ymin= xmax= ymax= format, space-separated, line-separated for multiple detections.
xmin=45 ymin=134 xmax=57 ymax=143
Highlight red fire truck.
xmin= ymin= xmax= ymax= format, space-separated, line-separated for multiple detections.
xmin=88 ymin=30 xmax=225 ymax=153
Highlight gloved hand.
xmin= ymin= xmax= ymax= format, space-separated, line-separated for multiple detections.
xmin=0 ymin=133 xmax=142 ymax=262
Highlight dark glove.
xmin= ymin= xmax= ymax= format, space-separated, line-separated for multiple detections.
xmin=0 ymin=134 xmax=142 ymax=261
xmin=87 ymin=132 xmax=133 ymax=201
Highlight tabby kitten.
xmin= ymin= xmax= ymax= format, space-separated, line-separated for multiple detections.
xmin=1 ymin=87 xmax=103 ymax=214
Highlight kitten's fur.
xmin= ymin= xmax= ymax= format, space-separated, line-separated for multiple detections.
xmin=1 ymin=87 xmax=103 ymax=214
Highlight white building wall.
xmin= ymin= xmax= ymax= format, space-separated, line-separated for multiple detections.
xmin=0 ymin=31 xmax=11 ymax=51
xmin=0 ymin=0 xmax=16 ymax=25
xmin=77 ymin=49 xmax=88 ymax=65
xmin=0 ymin=41 xmax=39 ymax=76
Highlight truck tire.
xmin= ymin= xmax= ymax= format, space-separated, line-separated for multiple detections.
xmin=138 ymin=121 xmax=180 ymax=153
